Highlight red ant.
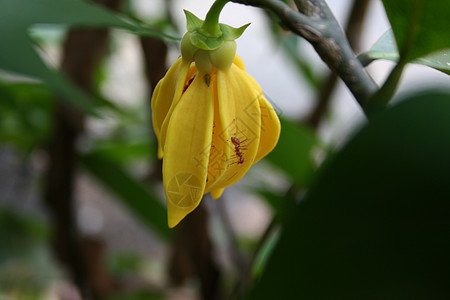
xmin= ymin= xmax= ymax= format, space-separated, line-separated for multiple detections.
xmin=223 ymin=119 xmax=255 ymax=181
xmin=223 ymin=135 xmax=250 ymax=182
xmin=230 ymin=136 xmax=247 ymax=165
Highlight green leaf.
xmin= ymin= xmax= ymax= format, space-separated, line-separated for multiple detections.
xmin=107 ymin=291 xmax=165 ymax=300
xmin=89 ymin=139 xmax=154 ymax=164
xmin=359 ymin=30 xmax=399 ymax=63
xmin=266 ymin=117 xmax=317 ymax=187
xmin=0 ymin=0 xmax=176 ymax=117
xmin=250 ymin=89 xmax=450 ymax=299
xmin=219 ymin=23 xmax=250 ymax=41
xmin=81 ymin=153 xmax=170 ymax=239
xmin=382 ymin=0 xmax=450 ymax=62
xmin=251 ymin=226 xmax=280 ymax=278
xmin=416 ymin=49 xmax=450 ymax=75
xmin=0 ymin=209 xmax=54 ymax=297
xmin=184 ymin=10 xmax=204 ymax=32
xmin=0 ymin=0 xmax=176 ymax=38
xmin=255 ymin=189 xmax=284 ymax=217
xmin=360 ymin=30 xmax=450 ymax=75
xmin=0 ymin=81 xmax=52 ymax=150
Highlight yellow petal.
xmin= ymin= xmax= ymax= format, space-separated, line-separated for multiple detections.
xmin=206 ymin=64 xmax=261 ymax=192
xmin=231 ymin=56 xmax=280 ymax=161
xmin=163 ymin=72 xmax=214 ymax=228
xmin=254 ymin=95 xmax=280 ymax=162
xmin=211 ymin=188 xmax=224 ymax=199
xmin=151 ymin=81 xmax=164 ymax=158
xmin=233 ymin=54 xmax=246 ymax=71
xmin=205 ymin=74 xmax=230 ymax=192
xmin=151 ymin=57 xmax=190 ymax=158
xmin=159 ymin=64 xmax=200 ymax=154
xmin=244 ymin=74 xmax=281 ymax=162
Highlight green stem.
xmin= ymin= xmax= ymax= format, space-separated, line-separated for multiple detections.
xmin=365 ymin=59 xmax=407 ymax=115
xmin=200 ymin=0 xmax=230 ymax=37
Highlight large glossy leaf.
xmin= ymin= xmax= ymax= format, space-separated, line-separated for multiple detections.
xmin=81 ymin=153 xmax=170 ymax=239
xmin=266 ymin=117 xmax=317 ymax=187
xmin=359 ymin=30 xmax=450 ymax=75
xmin=0 ymin=0 xmax=176 ymax=116
xmin=382 ymin=0 xmax=450 ymax=62
xmin=250 ymin=90 xmax=450 ymax=299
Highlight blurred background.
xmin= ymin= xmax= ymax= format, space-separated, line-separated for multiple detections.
xmin=0 ymin=0 xmax=448 ymax=299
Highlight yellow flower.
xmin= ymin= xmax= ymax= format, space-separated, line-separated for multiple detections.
xmin=151 ymin=8 xmax=280 ymax=228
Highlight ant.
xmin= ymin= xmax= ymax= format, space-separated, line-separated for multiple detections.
xmin=224 ymin=134 xmax=251 ymax=181
xmin=230 ymin=136 xmax=247 ymax=165
xmin=223 ymin=119 xmax=255 ymax=181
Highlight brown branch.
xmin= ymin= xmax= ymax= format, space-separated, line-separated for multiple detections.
xmin=140 ymin=37 xmax=168 ymax=93
xmin=140 ymin=36 xmax=167 ymax=182
xmin=44 ymin=0 xmax=122 ymax=298
xmin=168 ymin=201 xmax=222 ymax=300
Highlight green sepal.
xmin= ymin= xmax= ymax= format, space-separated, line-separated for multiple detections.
xmin=184 ymin=10 xmax=204 ymax=32
xmin=183 ymin=9 xmax=250 ymax=51
xmin=220 ymin=23 xmax=250 ymax=41
xmin=190 ymin=31 xmax=224 ymax=51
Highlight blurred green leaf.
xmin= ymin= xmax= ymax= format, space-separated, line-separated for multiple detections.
xmin=251 ymin=226 xmax=280 ymax=279
xmin=382 ymin=0 xmax=450 ymax=62
xmin=250 ymin=89 xmax=450 ymax=299
xmin=360 ymin=30 xmax=450 ymax=75
xmin=87 ymin=105 xmax=156 ymax=164
xmin=266 ymin=15 xmax=321 ymax=89
xmin=108 ymin=252 xmax=145 ymax=276
xmin=415 ymin=50 xmax=450 ymax=76
xmin=266 ymin=117 xmax=317 ymax=187
xmin=107 ymin=291 xmax=165 ymax=300
xmin=0 ymin=0 xmax=177 ymax=116
xmin=255 ymin=189 xmax=284 ymax=218
xmin=0 ymin=208 xmax=55 ymax=298
xmin=281 ymin=35 xmax=322 ymax=89
xmin=89 ymin=139 xmax=154 ymax=164
xmin=367 ymin=1 xmax=450 ymax=111
xmin=0 ymin=209 xmax=48 ymax=250
xmin=81 ymin=153 xmax=170 ymax=239
xmin=0 ymin=81 xmax=52 ymax=150
xmin=255 ymin=188 xmax=298 ymax=225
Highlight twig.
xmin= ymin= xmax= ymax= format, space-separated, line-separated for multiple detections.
xmin=215 ymin=195 xmax=248 ymax=275
xmin=231 ymin=0 xmax=378 ymax=112
xmin=306 ymin=0 xmax=372 ymax=128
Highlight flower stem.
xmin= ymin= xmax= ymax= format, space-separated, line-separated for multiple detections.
xmin=200 ymin=0 xmax=230 ymax=37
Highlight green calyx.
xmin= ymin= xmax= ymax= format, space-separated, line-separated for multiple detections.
xmin=183 ymin=10 xmax=249 ymax=51
xmin=181 ymin=8 xmax=249 ymax=73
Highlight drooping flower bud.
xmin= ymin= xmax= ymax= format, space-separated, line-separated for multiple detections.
xmin=180 ymin=10 xmax=248 ymax=73
xmin=151 ymin=0 xmax=280 ymax=228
